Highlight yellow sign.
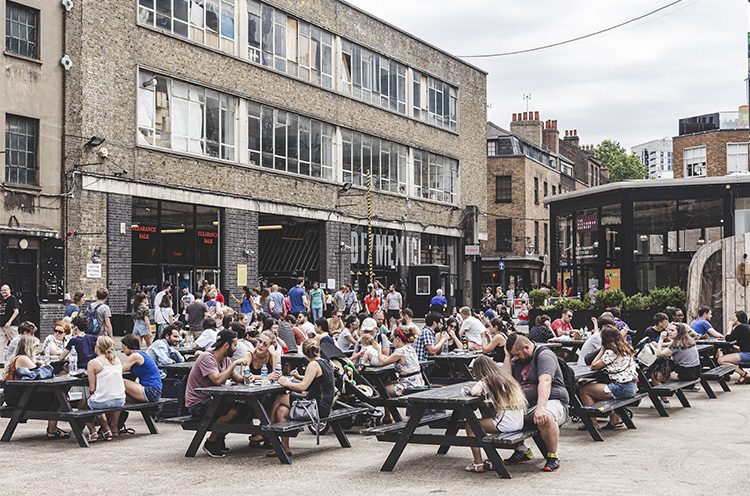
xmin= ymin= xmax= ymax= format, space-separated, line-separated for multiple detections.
xmin=237 ymin=264 xmax=247 ymax=287
xmin=605 ymin=269 xmax=621 ymax=290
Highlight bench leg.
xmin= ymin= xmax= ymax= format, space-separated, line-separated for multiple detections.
xmin=381 ymin=404 xmax=426 ymax=472
xmin=647 ymin=392 xmax=669 ymax=417
xmin=185 ymin=399 xmax=221 ymax=457
xmin=69 ymin=419 xmax=90 ymax=447
xmin=249 ymin=399 xmax=291 ymax=465
xmin=437 ymin=409 xmax=462 ymax=455
xmin=675 ymin=389 xmax=691 ymax=408
xmin=579 ymin=414 xmax=604 ymax=442
xmin=330 ymin=421 xmax=351 ymax=448
xmin=700 ymin=378 xmax=717 ymax=399
xmin=140 ymin=409 xmax=160 ymax=434
xmin=1 ymin=387 xmax=32 ymax=443
xmin=461 ymin=406 xmax=510 ymax=479
xmin=718 ymin=378 xmax=731 ymax=392
xmin=616 ymin=408 xmax=636 ymax=429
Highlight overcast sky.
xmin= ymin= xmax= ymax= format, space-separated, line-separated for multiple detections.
xmin=346 ymin=0 xmax=747 ymax=151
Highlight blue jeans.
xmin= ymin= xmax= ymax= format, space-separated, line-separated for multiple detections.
xmin=311 ymin=306 xmax=323 ymax=321
xmin=88 ymin=397 xmax=126 ymax=410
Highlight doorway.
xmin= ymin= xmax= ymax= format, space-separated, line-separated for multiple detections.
xmin=6 ymin=248 xmax=39 ymax=325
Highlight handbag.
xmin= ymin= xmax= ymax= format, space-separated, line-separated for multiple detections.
xmin=288 ymin=398 xmax=321 ymax=444
xmin=635 ymin=342 xmax=658 ymax=367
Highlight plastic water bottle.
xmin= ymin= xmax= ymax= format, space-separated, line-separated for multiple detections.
xmin=243 ymin=365 xmax=251 ymax=385
xmin=68 ymin=348 xmax=78 ymax=375
xmin=261 ymin=364 xmax=269 ymax=386
xmin=44 ymin=348 xmax=50 ymax=364
xmin=274 ymin=362 xmax=282 ymax=381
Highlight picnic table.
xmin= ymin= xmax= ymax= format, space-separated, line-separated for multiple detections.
xmin=376 ymin=382 xmax=522 ymax=478
xmin=185 ymin=382 xmax=292 ymax=463
xmin=359 ymin=363 xmax=403 ymax=421
xmin=160 ymin=361 xmax=195 ymax=378
xmin=567 ymin=362 xmax=598 ymax=380
xmin=549 ymin=338 xmax=587 ymax=351
xmin=537 ymin=342 xmax=562 ymax=350
xmin=174 ymin=346 xmax=196 ymax=357
xmin=426 ymin=350 xmax=481 ymax=381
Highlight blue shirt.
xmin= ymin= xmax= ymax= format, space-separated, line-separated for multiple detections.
xmin=132 ymin=350 xmax=162 ymax=390
xmin=269 ymin=291 xmax=285 ymax=315
xmin=240 ymin=297 xmax=253 ymax=314
xmin=63 ymin=303 xmax=79 ymax=318
xmin=65 ymin=334 xmax=98 ymax=369
xmin=690 ymin=317 xmax=712 ymax=336
xmin=147 ymin=338 xmax=185 ymax=367
xmin=288 ymin=286 xmax=306 ymax=312
xmin=484 ymin=309 xmax=497 ymax=319
xmin=430 ymin=295 xmax=447 ymax=307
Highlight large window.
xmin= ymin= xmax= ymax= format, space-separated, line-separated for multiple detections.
xmin=684 ymin=145 xmax=706 ymax=177
xmin=341 ymin=39 xmax=406 ymax=114
xmin=248 ymin=101 xmax=333 ymax=180
xmin=495 ymin=176 xmax=511 ymax=203
xmin=341 ymin=129 xmax=406 ymax=193
xmin=4 ymin=114 xmax=37 ymax=185
xmin=412 ymin=71 xmax=457 ymax=131
xmin=138 ymin=0 xmax=235 ymax=53
xmin=496 ymin=219 xmax=512 ymax=252
xmin=138 ymin=70 xmax=236 ymax=161
xmin=5 ymin=1 xmax=37 ymax=58
xmin=727 ymin=142 xmax=749 ymax=174
xmin=248 ymin=1 xmax=333 ymax=88
xmin=413 ymin=150 xmax=457 ymax=204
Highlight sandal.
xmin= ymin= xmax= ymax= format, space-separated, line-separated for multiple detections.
xmin=265 ymin=449 xmax=292 ymax=458
xmin=86 ymin=432 xmax=100 ymax=443
xmin=735 ymin=375 xmax=750 ymax=385
xmin=102 ymin=429 xmax=113 ymax=441
xmin=465 ymin=463 xmax=485 ymax=473
xmin=483 ymin=459 xmax=494 ymax=470
xmin=46 ymin=428 xmax=70 ymax=439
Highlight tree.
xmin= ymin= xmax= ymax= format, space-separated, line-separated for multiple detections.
xmin=595 ymin=139 xmax=649 ymax=182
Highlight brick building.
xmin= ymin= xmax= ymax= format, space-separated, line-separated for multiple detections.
xmin=673 ymin=110 xmax=749 ymax=179
xmin=2 ymin=0 xmax=66 ymax=332
xmin=58 ymin=0 xmax=487 ymax=322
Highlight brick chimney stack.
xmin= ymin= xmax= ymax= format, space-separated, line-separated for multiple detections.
xmin=543 ymin=119 xmax=559 ymax=155
xmin=510 ymin=110 xmax=543 ymax=147
xmin=563 ymin=128 xmax=580 ymax=148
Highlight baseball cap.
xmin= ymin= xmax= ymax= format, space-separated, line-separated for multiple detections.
xmin=361 ymin=318 xmax=377 ymax=332
xmin=212 ymin=329 xmax=237 ymax=350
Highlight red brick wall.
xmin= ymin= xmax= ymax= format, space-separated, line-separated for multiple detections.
xmin=673 ymin=129 xmax=748 ymax=178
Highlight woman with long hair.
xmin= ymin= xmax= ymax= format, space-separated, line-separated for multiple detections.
xmin=155 ymin=293 xmax=174 ymax=336
xmin=64 ymin=290 xmax=85 ymax=319
xmin=131 ymin=292 xmax=152 ymax=347
xmin=579 ymin=325 xmax=638 ymax=430
xmin=374 ymin=325 xmax=424 ymax=397
xmin=84 ymin=336 xmax=126 ymax=441
xmin=653 ymin=322 xmax=700 ymax=383
xmin=464 ymin=355 xmax=527 ymax=472
xmin=482 ymin=317 xmax=508 ymax=361
xmin=260 ymin=288 xmax=274 ymax=316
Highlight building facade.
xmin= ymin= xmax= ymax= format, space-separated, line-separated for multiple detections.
xmin=59 ymin=0 xmax=487 ymax=320
xmin=673 ymin=110 xmax=748 ymax=178
xmin=631 ymin=138 xmax=673 ymax=179
xmin=2 ymin=0 xmax=66 ymax=329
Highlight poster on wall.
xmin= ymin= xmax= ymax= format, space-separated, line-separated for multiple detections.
xmin=604 ymin=269 xmax=621 ymax=290
xmin=237 ymin=264 xmax=247 ymax=287
xmin=556 ymin=272 xmax=571 ymax=294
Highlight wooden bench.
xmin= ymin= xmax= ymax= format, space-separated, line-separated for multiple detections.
xmin=699 ymin=364 xmax=738 ymax=398
xmin=637 ymin=367 xmax=699 ymax=417
xmin=262 ymin=406 xmax=370 ymax=448
xmin=483 ymin=428 xmax=547 ymax=454
xmin=576 ymin=393 xmax=647 ymax=441
xmin=364 ymin=411 xmax=452 ymax=437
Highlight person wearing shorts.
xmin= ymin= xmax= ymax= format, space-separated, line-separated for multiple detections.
xmin=719 ymin=310 xmax=750 ymax=384
xmin=120 ymin=334 xmax=163 ymax=403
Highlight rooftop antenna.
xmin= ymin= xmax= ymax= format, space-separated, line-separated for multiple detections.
xmin=523 ymin=93 xmax=532 ymax=112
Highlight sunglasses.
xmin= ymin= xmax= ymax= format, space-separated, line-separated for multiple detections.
xmin=54 ymin=330 xmax=65 ymax=334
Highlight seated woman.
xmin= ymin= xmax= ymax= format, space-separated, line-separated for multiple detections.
xmin=579 ymin=325 xmax=638 ymax=430
xmin=120 ymin=334 xmax=162 ymax=405
xmin=261 ymin=318 xmax=288 ymax=354
xmin=336 ymin=315 xmax=359 ymax=351
xmin=527 ymin=314 xmax=555 ymax=343
xmin=244 ymin=330 xmax=282 ymax=381
xmin=43 ymin=321 xmax=71 ymax=356
xmin=464 ymin=355 xmax=527 ymax=472
xmin=83 ymin=336 xmax=126 ymax=442
xmin=2 ymin=335 xmax=68 ymax=439
xmin=652 ymin=322 xmax=700 ymax=385
xmin=274 ymin=339 xmax=336 ymax=457
xmin=482 ymin=317 xmax=508 ymax=362
xmin=517 ymin=303 xmax=529 ymax=326
xmin=374 ymin=326 xmax=424 ymax=397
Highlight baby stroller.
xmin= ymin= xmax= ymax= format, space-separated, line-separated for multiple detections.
xmin=308 ymin=340 xmax=383 ymax=434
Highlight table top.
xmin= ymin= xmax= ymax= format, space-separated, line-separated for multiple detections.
xmin=281 ymin=353 xmax=308 ymax=362
xmin=537 ymin=342 xmax=562 ymax=349
xmin=402 ymin=382 xmax=480 ymax=406
xmin=699 ymin=338 xmax=735 ymax=348
xmin=695 ymin=343 xmax=714 ymax=354
xmin=174 ymin=346 xmax=196 ymax=356
xmin=195 ymin=382 xmax=286 ymax=397
xmin=360 ymin=363 xmax=397 ymax=374
xmin=426 ymin=351 xmax=482 ymax=361
xmin=566 ymin=362 xmax=599 ymax=380
xmin=549 ymin=338 xmax=587 ymax=345
xmin=3 ymin=374 xmax=87 ymax=387
xmin=160 ymin=362 xmax=195 ymax=373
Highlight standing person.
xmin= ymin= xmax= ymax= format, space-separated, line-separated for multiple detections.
xmin=579 ymin=325 xmax=638 ymax=430
xmin=185 ymin=330 xmax=249 ymax=457
xmin=506 ymin=286 xmax=515 ymax=317
xmin=458 ymin=306 xmax=484 ymax=351
xmin=429 ymin=289 xmax=447 ymax=315
xmin=385 ymin=285 xmax=403 ymax=329
xmin=64 ymin=291 xmax=85 ymax=319
xmin=344 ymin=284 xmax=359 ymax=315
xmin=89 ymin=288 xmax=113 ymax=338
xmin=464 ymin=355 xmax=527 ymax=473
xmin=503 ymin=334 xmax=568 ymax=472
xmin=259 ymin=288 xmax=275 ymax=316
xmin=120 ymin=334 xmax=162 ymax=404
xmin=0 ymin=284 xmax=20 ymax=359
xmin=288 ymin=278 xmax=308 ymax=316
xmin=179 ymin=286 xmax=195 ymax=325
xmin=205 ymin=289 xmax=224 ymax=322
xmin=307 ymin=282 xmax=325 ymax=321
xmin=186 ymin=296 xmax=208 ymax=336
xmin=364 ymin=288 xmax=380 ymax=316
xmin=154 ymin=281 xmax=171 ymax=310
xmin=323 ymin=289 xmax=334 ymax=318
xmin=147 ymin=325 xmax=185 ymax=366
xmin=550 ymin=309 xmax=574 ymax=337
xmin=269 ymin=284 xmax=285 ymax=319
xmin=689 ymin=306 xmax=722 ymax=339
xmin=83 ymin=336 xmax=126 ymax=441
xmin=333 ymin=286 xmax=347 ymax=315
xmin=131 ymin=292 xmax=153 ymax=348
xmin=155 ymin=293 xmax=175 ymax=336
xmin=718 ymin=310 xmax=750 ymax=384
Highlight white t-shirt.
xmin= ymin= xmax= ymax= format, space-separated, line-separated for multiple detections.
xmin=155 ymin=305 xmax=174 ymax=325
xmin=337 ymin=329 xmax=354 ymax=351
xmin=195 ymin=328 xmax=218 ymax=350
xmin=180 ymin=293 xmax=195 ymax=315
xmin=460 ymin=316 xmax=484 ymax=344
xmin=360 ymin=345 xmax=380 ymax=366
xmin=301 ymin=322 xmax=315 ymax=336
xmin=154 ymin=290 xmax=167 ymax=310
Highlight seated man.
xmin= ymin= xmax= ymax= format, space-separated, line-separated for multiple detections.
xmin=147 ymin=324 xmax=185 ymax=366
xmin=550 ymin=309 xmax=573 ymax=337
xmin=352 ymin=317 xmax=390 ymax=355
xmin=413 ymin=311 xmax=449 ymax=362
xmin=643 ymin=312 xmax=670 ymax=343
xmin=193 ymin=317 xmax=218 ymax=350
xmin=689 ymin=306 xmax=722 ymax=339
xmin=503 ymin=333 xmax=568 ymax=472
xmin=577 ymin=312 xmax=615 ymax=366
xmin=718 ymin=310 xmax=750 ymax=384
xmin=185 ymin=330 xmax=249 ymax=457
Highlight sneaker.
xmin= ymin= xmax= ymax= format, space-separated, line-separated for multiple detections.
xmin=504 ymin=449 xmax=534 ymax=465
xmin=203 ymin=441 xmax=226 ymax=458
xmin=543 ymin=457 xmax=560 ymax=472
xmin=219 ymin=438 xmax=230 ymax=453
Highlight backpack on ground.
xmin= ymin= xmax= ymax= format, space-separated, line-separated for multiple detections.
xmin=84 ymin=302 xmax=102 ymax=335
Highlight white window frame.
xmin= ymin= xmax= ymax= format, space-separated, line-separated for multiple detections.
xmin=683 ymin=145 xmax=706 ymax=177
xmin=727 ymin=142 xmax=749 ymax=174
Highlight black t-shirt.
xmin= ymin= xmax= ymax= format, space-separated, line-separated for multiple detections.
xmin=726 ymin=323 xmax=750 ymax=352
xmin=1 ymin=294 xmax=19 ymax=326
xmin=644 ymin=326 xmax=662 ymax=342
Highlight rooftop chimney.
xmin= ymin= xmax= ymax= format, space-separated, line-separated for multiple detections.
xmin=563 ymin=129 xmax=580 ymax=148
xmin=510 ymin=110 xmax=543 ymax=147
xmin=543 ymin=118 xmax=560 ymax=155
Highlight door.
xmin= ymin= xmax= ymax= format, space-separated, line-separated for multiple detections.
xmin=164 ymin=267 xmax=193 ymax=316
xmin=6 ymin=248 xmax=39 ymax=325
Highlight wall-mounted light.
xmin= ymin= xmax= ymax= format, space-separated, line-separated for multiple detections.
xmin=84 ymin=136 xmax=106 ymax=147
xmin=258 ymin=225 xmax=283 ymax=230
xmin=340 ymin=182 xmax=353 ymax=193
xmin=697 ymin=237 xmax=706 ymax=245
xmin=142 ymin=76 xmax=158 ymax=88
xmin=639 ymin=234 xmax=648 ymax=241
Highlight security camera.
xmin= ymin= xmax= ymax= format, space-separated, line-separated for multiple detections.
xmin=142 ymin=76 xmax=158 ymax=88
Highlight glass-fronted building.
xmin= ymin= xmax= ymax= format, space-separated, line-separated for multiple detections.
xmin=546 ymin=175 xmax=750 ymax=296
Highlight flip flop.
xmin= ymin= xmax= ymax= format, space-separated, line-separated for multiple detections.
xmin=46 ymin=428 xmax=70 ymax=439
xmin=465 ymin=463 xmax=485 ymax=473
xmin=601 ymin=422 xmax=623 ymax=430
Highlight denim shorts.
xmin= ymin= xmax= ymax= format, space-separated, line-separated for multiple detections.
xmin=133 ymin=320 xmax=150 ymax=336
xmin=739 ymin=352 xmax=750 ymax=362
xmin=605 ymin=381 xmax=637 ymax=400
xmin=88 ymin=397 xmax=126 ymax=410
xmin=142 ymin=385 xmax=162 ymax=403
